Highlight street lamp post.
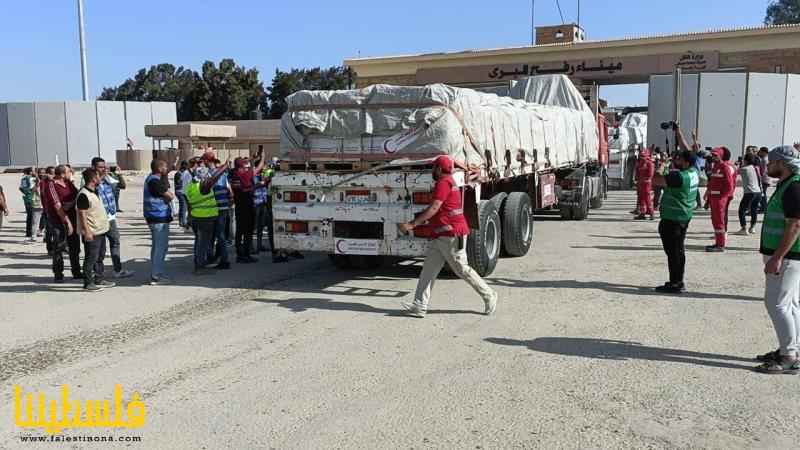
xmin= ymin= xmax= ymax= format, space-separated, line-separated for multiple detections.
xmin=77 ymin=0 xmax=89 ymax=100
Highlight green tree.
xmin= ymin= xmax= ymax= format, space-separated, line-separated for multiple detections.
xmin=765 ymin=0 xmax=800 ymax=25
xmin=100 ymin=59 xmax=267 ymax=121
xmin=192 ymin=59 xmax=268 ymax=121
xmin=267 ymin=66 xmax=351 ymax=119
xmin=99 ymin=64 xmax=198 ymax=121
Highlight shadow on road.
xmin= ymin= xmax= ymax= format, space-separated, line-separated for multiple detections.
xmin=571 ymin=244 xmax=755 ymax=253
xmin=250 ymin=297 xmax=480 ymax=317
xmin=488 ymin=278 xmax=761 ymax=302
xmin=484 ymin=337 xmax=755 ymax=370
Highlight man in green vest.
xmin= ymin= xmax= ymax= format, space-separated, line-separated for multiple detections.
xmin=186 ymin=160 xmax=228 ymax=274
xmin=656 ymin=149 xmax=699 ymax=294
xmin=755 ymin=145 xmax=800 ymax=375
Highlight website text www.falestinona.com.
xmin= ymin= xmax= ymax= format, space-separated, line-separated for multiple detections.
xmin=18 ymin=435 xmax=142 ymax=444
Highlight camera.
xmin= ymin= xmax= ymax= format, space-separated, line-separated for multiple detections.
xmin=660 ymin=121 xmax=678 ymax=131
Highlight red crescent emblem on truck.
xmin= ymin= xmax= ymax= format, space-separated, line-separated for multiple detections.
xmin=335 ymin=239 xmax=345 ymax=253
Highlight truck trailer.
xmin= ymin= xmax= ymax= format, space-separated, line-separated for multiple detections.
xmin=270 ymin=75 xmax=607 ymax=276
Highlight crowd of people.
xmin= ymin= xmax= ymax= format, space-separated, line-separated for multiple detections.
xmin=631 ymin=123 xmax=800 ymax=374
xmin=0 ymin=145 xmax=301 ymax=290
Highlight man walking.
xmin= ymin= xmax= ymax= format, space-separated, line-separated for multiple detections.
xmin=756 ymin=145 xmax=800 ymax=375
xmin=757 ymin=147 xmax=771 ymax=213
xmin=398 ymin=155 xmax=498 ymax=318
xmin=706 ymin=147 xmax=736 ymax=252
xmin=656 ymin=150 xmax=699 ymax=294
xmin=143 ymin=160 xmax=174 ymax=285
xmin=76 ymin=169 xmax=115 ymax=292
xmin=45 ymin=165 xmax=82 ymax=282
xmin=253 ymin=162 xmax=271 ymax=253
xmin=91 ymin=157 xmax=134 ymax=279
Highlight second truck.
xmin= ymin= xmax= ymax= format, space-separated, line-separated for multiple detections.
xmin=270 ymin=75 xmax=607 ymax=277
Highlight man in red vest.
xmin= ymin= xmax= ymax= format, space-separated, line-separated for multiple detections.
xmin=635 ymin=147 xmax=655 ymax=220
xmin=399 ymin=155 xmax=498 ymax=318
xmin=706 ymin=147 xmax=736 ymax=252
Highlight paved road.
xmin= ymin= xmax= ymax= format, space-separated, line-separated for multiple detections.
xmin=0 ymin=173 xmax=797 ymax=449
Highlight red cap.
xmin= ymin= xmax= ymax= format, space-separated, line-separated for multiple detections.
xmin=433 ymin=155 xmax=454 ymax=174
xmin=711 ymin=147 xmax=724 ymax=158
xmin=202 ymin=150 xmax=216 ymax=161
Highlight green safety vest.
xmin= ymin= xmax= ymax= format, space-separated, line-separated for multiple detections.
xmin=262 ymin=168 xmax=274 ymax=194
xmin=186 ymin=181 xmax=219 ymax=219
xmin=760 ymin=175 xmax=800 ymax=254
xmin=660 ymin=168 xmax=699 ymax=223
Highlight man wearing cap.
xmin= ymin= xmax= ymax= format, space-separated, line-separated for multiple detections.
xmin=706 ymin=147 xmax=736 ymax=252
xmin=755 ymin=145 xmax=800 ymax=374
xmin=398 ymin=155 xmax=498 ymax=318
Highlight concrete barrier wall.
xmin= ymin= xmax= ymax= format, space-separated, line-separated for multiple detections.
xmin=0 ymin=101 xmax=176 ymax=168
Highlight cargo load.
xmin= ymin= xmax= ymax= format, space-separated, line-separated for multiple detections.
xmin=280 ymin=75 xmax=599 ymax=172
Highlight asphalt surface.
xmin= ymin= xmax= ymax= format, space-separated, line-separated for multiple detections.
xmin=0 ymin=173 xmax=797 ymax=449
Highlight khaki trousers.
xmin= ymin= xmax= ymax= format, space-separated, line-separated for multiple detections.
xmin=414 ymin=236 xmax=496 ymax=309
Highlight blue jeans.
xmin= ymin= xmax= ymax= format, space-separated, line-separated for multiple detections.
xmin=177 ymin=193 xmax=189 ymax=228
xmin=212 ymin=209 xmax=231 ymax=264
xmin=148 ymin=222 xmax=170 ymax=280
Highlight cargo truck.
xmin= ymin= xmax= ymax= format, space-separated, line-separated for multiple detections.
xmin=270 ymin=75 xmax=607 ymax=276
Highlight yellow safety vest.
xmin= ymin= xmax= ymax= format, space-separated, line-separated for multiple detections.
xmin=186 ymin=181 xmax=218 ymax=219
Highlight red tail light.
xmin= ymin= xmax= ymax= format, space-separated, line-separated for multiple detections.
xmin=345 ymin=189 xmax=370 ymax=197
xmin=413 ymin=192 xmax=433 ymax=204
xmin=285 ymin=221 xmax=309 ymax=234
xmin=284 ymin=191 xmax=307 ymax=203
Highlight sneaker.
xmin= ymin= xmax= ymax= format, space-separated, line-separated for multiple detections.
xmin=54 ymin=274 xmax=64 ymax=283
xmin=649 ymin=214 xmax=655 ymax=221
xmin=749 ymin=228 xmax=757 ymax=235
xmin=402 ymin=302 xmax=427 ymax=318
xmin=655 ymin=282 xmax=686 ymax=294
xmin=633 ymin=215 xmax=647 ymax=221
xmin=705 ymin=245 xmax=725 ymax=253
xmin=149 ymin=276 xmax=172 ymax=285
xmin=734 ymin=228 xmax=748 ymax=236
xmin=484 ymin=291 xmax=498 ymax=316
xmin=84 ymin=284 xmax=102 ymax=292
xmin=113 ymin=269 xmax=135 ymax=279
xmin=96 ymin=280 xmax=116 ymax=288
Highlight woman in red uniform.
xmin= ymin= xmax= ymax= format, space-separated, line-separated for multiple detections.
xmin=635 ymin=147 xmax=655 ymax=220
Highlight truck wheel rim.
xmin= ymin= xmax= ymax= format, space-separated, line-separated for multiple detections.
xmin=486 ymin=216 xmax=499 ymax=258
xmin=521 ymin=205 xmax=531 ymax=243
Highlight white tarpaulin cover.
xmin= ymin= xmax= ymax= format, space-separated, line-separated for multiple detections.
xmin=609 ymin=112 xmax=648 ymax=151
xmin=280 ymin=75 xmax=598 ymax=172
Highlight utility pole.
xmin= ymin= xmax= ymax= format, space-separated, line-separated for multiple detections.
xmin=577 ymin=0 xmax=581 ymax=29
xmin=531 ymin=0 xmax=535 ymax=45
xmin=77 ymin=0 xmax=90 ymax=100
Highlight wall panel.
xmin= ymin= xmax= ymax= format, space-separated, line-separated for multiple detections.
xmin=698 ymin=73 xmax=747 ymax=158
xmin=744 ymin=73 xmax=787 ymax=151
xmin=34 ymin=102 xmax=68 ymax=166
xmin=124 ymin=101 xmax=152 ymax=151
xmin=0 ymin=104 xmax=9 ymax=165
xmin=7 ymin=103 xmax=37 ymax=166
xmin=96 ymin=101 xmax=127 ymax=163
xmin=65 ymin=101 xmax=100 ymax=165
xmin=784 ymin=75 xmax=800 ymax=147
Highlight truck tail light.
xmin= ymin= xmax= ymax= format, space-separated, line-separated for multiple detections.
xmin=284 ymin=191 xmax=307 ymax=203
xmin=345 ymin=189 xmax=370 ymax=197
xmin=285 ymin=221 xmax=309 ymax=234
xmin=413 ymin=192 xmax=433 ymax=204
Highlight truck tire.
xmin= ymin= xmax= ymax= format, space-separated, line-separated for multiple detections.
xmin=571 ymin=181 xmax=590 ymax=221
xmin=590 ymin=176 xmax=605 ymax=209
xmin=467 ymin=200 xmax=501 ymax=277
xmin=502 ymin=192 xmax=533 ymax=257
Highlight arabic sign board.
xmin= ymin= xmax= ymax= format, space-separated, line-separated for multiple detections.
xmin=416 ymin=52 xmax=719 ymax=85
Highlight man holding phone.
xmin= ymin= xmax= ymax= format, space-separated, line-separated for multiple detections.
xmin=398 ymin=155 xmax=498 ymax=318
xmin=756 ymin=145 xmax=800 ymax=374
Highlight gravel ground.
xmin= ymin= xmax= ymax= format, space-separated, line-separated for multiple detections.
xmin=0 ymin=173 xmax=797 ymax=450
